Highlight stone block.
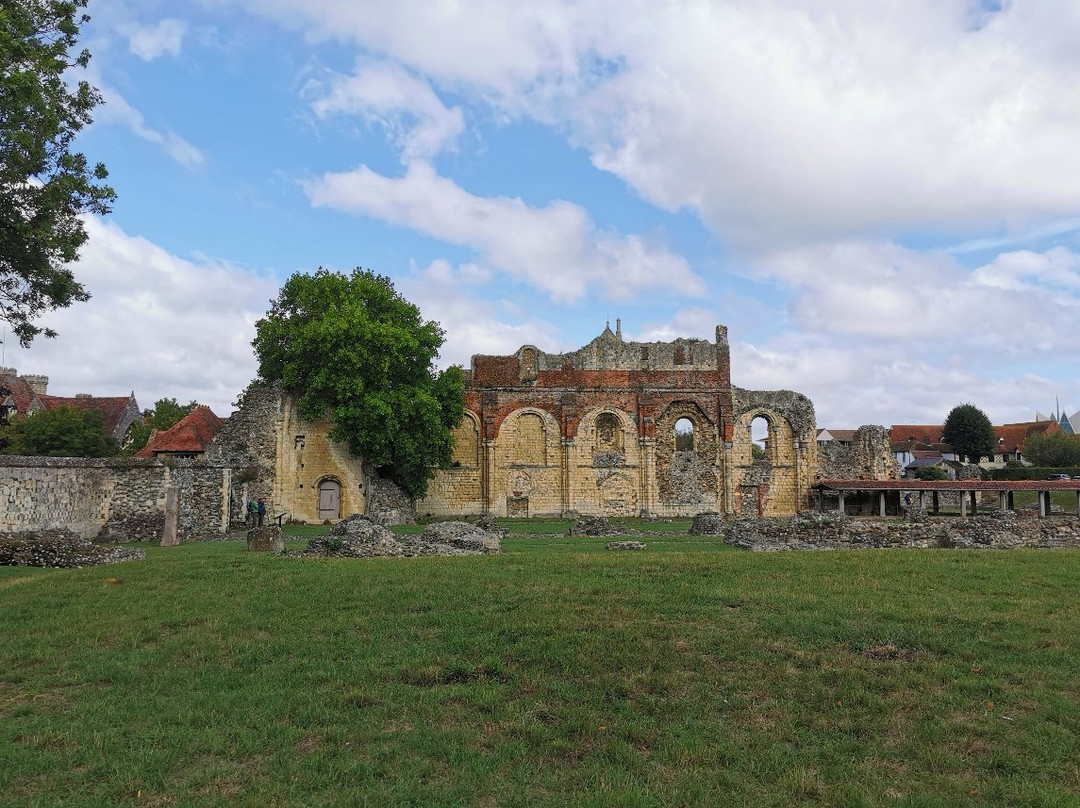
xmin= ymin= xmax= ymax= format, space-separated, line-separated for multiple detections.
xmin=247 ymin=526 xmax=284 ymax=553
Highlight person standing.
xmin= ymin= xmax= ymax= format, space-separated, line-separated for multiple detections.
xmin=257 ymin=498 xmax=267 ymax=527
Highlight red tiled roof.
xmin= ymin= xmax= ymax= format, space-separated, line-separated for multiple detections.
xmin=890 ymin=425 xmax=945 ymax=446
xmin=818 ymin=479 xmax=1080 ymax=491
xmin=135 ymin=406 xmax=224 ymax=456
xmin=993 ymin=420 xmax=1061 ymax=453
xmin=37 ymin=394 xmax=134 ymax=436
xmin=0 ymin=374 xmax=40 ymax=415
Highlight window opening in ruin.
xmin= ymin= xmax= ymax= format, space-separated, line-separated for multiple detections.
xmin=640 ymin=346 xmax=649 ymax=361
xmin=673 ymin=345 xmax=686 ymax=365
xmin=675 ymin=417 xmax=694 ymax=451
xmin=751 ymin=416 xmax=770 ymax=462
xmin=596 ymin=412 xmax=619 ymax=450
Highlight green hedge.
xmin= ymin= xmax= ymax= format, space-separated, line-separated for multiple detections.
xmin=986 ymin=467 xmax=1080 ymax=481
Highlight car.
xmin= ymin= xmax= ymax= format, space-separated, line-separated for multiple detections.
xmin=1047 ymin=473 xmax=1070 ymax=480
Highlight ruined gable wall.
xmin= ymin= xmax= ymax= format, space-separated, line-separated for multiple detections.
xmin=730 ymin=388 xmax=817 ymax=516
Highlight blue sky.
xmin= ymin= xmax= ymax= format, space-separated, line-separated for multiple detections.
xmin=9 ymin=0 xmax=1080 ymax=429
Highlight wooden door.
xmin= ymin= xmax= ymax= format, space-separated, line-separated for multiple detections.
xmin=318 ymin=479 xmax=341 ymax=521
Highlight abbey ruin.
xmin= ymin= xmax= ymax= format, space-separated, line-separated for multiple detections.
xmin=220 ymin=323 xmax=822 ymax=522
xmin=1 ymin=323 xmax=905 ymax=537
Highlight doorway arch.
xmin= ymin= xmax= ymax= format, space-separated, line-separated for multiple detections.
xmin=318 ymin=478 xmax=341 ymax=521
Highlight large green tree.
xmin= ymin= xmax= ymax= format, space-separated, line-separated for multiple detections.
xmin=253 ymin=268 xmax=465 ymax=498
xmin=0 ymin=0 xmax=114 ymax=346
xmin=1 ymin=405 xmax=117 ymax=456
xmin=1021 ymin=431 xmax=1080 ymax=467
xmin=942 ymin=403 xmax=995 ymax=463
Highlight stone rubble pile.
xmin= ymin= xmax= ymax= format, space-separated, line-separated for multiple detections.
xmin=473 ymin=514 xmax=509 ymax=538
xmin=725 ymin=511 xmax=1080 ymax=552
xmin=689 ymin=512 xmax=725 ymax=535
xmin=300 ymin=515 xmax=501 ymax=558
xmin=0 ymin=529 xmax=145 ymax=568
xmin=567 ymin=517 xmax=625 ymax=536
xmin=606 ymin=540 xmax=646 ymax=550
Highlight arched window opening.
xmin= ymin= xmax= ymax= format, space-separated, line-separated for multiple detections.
xmin=596 ymin=412 xmax=619 ymax=450
xmin=751 ymin=416 xmax=771 ymax=462
xmin=675 ymin=417 xmax=695 ymax=452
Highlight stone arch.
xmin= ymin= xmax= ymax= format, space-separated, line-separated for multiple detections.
xmin=654 ymin=402 xmax=717 ymax=506
xmin=498 ymin=407 xmax=559 ymax=467
xmin=577 ymin=406 xmax=636 ymax=463
xmin=733 ymin=407 xmax=796 ymax=468
xmin=731 ymin=397 xmax=812 ymax=517
xmin=450 ymin=410 xmax=481 ymax=467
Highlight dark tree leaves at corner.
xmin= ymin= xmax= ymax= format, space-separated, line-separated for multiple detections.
xmin=0 ymin=0 xmax=115 ymax=346
xmin=252 ymin=268 xmax=466 ymax=498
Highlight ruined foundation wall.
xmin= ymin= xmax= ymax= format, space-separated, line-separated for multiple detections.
xmin=0 ymin=456 xmax=230 ymax=540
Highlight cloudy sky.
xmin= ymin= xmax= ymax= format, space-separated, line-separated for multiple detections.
xmin=11 ymin=0 xmax=1080 ymax=428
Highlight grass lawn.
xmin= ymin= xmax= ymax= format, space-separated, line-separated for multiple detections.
xmin=2 ymin=525 xmax=1079 ymax=806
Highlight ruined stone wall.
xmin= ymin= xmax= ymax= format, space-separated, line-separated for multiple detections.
xmin=815 ymin=425 xmax=900 ymax=481
xmin=419 ymin=323 xmax=816 ymax=518
xmin=0 ymin=456 xmax=230 ymax=540
xmin=725 ymin=511 xmax=1080 ymax=551
xmin=729 ymin=388 xmax=817 ymax=517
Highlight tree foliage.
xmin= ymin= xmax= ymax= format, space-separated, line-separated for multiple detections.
xmin=942 ymin=403 xmax=995 ymax=463
xmin=0 ymin=0 xmax=115 ymax=346
xmin=914 ymin=464 xmax=949 ymax=481
xmin=1 ymin=405 xmax=117 ymax=456
xmin=253 ymin=269 xmax=465 ymax=498
xmin=1021 ymin=431 xmax=1080 ymax=468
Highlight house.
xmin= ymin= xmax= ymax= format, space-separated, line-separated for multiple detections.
xmin=816 ymin=428 xmax=857 ymax=448
xmin=903 ymin=452 xmax=965 ymax=479
xmin=0 ymin=367 xmax=141 ymax=445
xmin=890 ymin=425 xmax=957 ymax=469
xmin=135 ymin=406 xmax=225 ymax=460
xmin=982 ymin=420 xmax=1063 ymax=468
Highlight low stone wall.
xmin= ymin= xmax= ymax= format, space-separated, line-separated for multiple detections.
xmin=0 ymin=456 xmax=232 ymax=541
xmin=725 ymin=511 xmax=1080 ymax=551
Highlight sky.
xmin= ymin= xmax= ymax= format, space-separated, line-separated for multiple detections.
xmin=10 ymin=0 xmax=1080 ymax=429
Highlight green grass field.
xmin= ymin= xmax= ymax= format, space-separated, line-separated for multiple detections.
xmin=2 ymin=524 xmax=1079 ymax=806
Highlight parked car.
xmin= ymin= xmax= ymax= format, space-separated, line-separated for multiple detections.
xmin=1047 ymin=473 xmax=1070 ymax=480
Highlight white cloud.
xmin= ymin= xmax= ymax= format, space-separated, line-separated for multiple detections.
xmin=400 ymin=260 xmax=564 ymax=367
xmin=4 ymin=218 xmax=277 ymax=415
xmin=96 ymin=85 xmax=205 ymax=171
xmin=304 ymin=161 xmax=703 ymax=302
xmin=226 ymin=0 xmax=1080 ymax=247
xmin=305 ymin=61 xmax=465 ymax=160
xmin=123 ymin=18 xmax=187 ymax=60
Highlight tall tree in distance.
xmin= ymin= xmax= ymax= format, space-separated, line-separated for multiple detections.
xmin=0 ymin=0 xmax=115 ymax=346
xmin=1021 ymin=431 xmax=1080 ymax=468
xmin=252 ymin=268 xmax=465 ymax=498
xmin=1 ymin=405 xmax=117 ymax=457
xmin=942 ymin=403 xmax=995 ymax=463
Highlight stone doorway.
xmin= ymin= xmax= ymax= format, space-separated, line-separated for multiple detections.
xmin=318 ymin=479 xmax=341 ymax=521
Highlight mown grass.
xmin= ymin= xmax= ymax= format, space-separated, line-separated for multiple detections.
xmin=2 ymin=530 xmax=1079 ymax=806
